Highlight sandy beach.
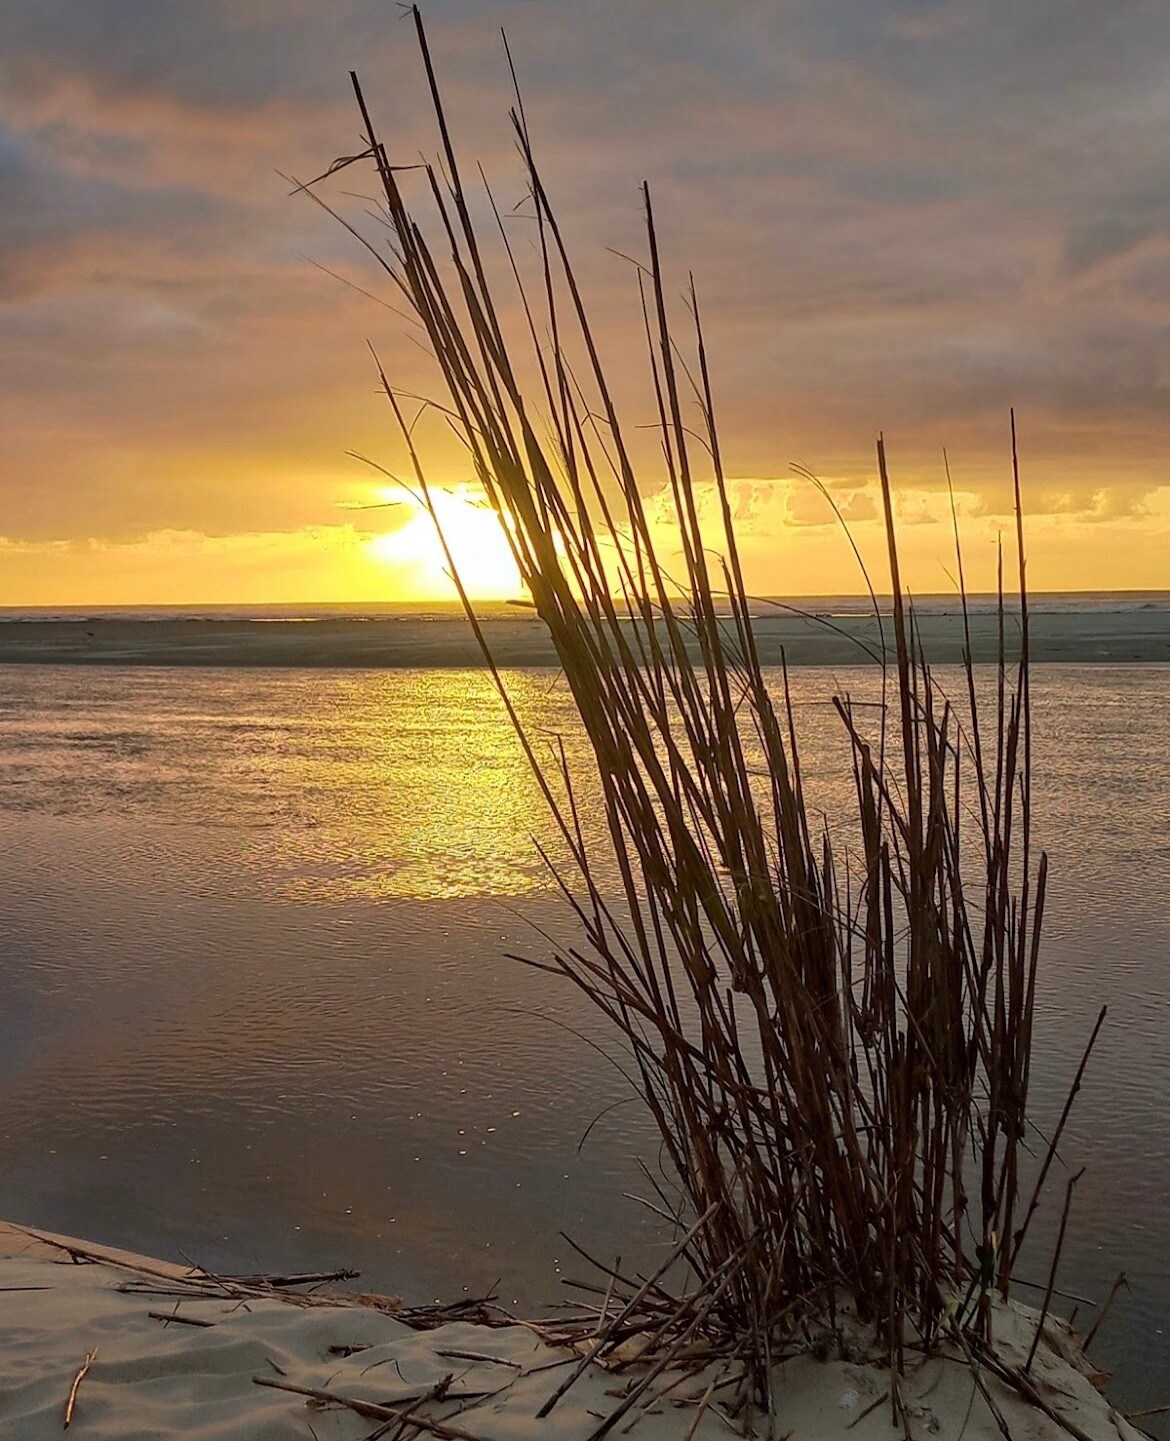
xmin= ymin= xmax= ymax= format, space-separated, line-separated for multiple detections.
xmin=0 ymin=604 xmax=1166 ymax=668
xmin=0 ymin=1221 xmax=1151 ymax=1441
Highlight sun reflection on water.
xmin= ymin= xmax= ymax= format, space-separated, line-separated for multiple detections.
xmin=0 ymin=663 xmax=1169 ymax=1418
xmin=231 ymin=668 xmax=580 ymax=902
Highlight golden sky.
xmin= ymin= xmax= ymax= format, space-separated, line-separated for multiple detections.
xmin=1 ymin=1 xmax=1168 ymax=603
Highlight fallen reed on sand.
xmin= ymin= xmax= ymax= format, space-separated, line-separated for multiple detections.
xmin=303 ymin=8 xmax=1099 ymax=1412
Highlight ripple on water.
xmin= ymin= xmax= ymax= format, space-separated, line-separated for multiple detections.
xmin=0 ymin=663 xmax=1167 ymax=1421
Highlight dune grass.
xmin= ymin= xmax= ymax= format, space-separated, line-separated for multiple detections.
xmin=304 ymin=9 xmax=1098 ymax=1415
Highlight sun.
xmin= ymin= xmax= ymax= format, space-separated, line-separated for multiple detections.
xmin=366 ymin=484 xmax=524 ymax=601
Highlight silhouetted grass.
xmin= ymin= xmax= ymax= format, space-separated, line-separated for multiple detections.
xmin=305 ymin=9 xmax=1098 ymax=1414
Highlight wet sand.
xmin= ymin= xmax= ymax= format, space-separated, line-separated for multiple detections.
xmin=0 ymin=607 xmax=1166 ymax=667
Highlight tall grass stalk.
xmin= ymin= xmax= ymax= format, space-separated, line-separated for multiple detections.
xmin=307 ymin=8 xmax=1092 ymax=1402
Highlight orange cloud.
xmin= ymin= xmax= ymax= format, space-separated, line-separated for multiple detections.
xmin=2 ymin=3 xmax=1169 ymax=600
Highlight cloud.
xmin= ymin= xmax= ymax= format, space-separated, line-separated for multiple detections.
xmin=784 ymin=482 xmax=878 ymax=529
xmin=0 ymin=524 xmax=401 ymax=605
xmin=2 ymin=1 xmax=1170 ymax=593
xmin=2 ymin=471 xmax=1167 ymax=605
xmin=888 ymin=5 xmax=975 ymax=43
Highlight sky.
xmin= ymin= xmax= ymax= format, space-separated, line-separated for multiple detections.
xmin=2 ymin=0 xmax=1170 ymax=603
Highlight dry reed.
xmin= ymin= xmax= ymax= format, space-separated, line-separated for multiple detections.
xmin=303 ymin=8 xmax=1098 ymax=1407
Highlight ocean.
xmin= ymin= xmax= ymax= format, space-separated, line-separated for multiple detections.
xmin=0 ymin=596 xmax=1167 ymax=1424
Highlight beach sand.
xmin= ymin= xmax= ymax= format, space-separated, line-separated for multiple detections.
xmin=0 ymin=1221 xmax=1149 ymax=1440
xmin=0 ymin=607 xmax=1166 ymax=668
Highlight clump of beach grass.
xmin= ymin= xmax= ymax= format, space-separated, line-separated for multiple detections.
xmin=302 ymin=8 xmax=1102 ymax=1418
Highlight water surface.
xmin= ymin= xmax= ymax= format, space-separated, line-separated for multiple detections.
xmin=0 ymin=661 xmax=1167 ymax=1422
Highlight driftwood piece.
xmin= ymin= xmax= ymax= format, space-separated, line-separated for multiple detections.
xmin=148 ymin=1310 xmax=216 ymax=1329
xmin=250 ymin=1374 xmax=493 ymax=1439
xmin=63 ymin=1348 xmax=97 ymax=1430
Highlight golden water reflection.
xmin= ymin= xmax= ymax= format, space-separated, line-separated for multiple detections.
xmin=245 ymin=668 xmax=872 ymax=904
xmin=8 ymin=661 xmax=1162 ymax=914
xmin=245 ymin=669 xmax=582 ymax=901
xmin=1 ymin=662 xmax=1169 ymax=1421
xmin=41 ymin=664 xmax=929 ymax=904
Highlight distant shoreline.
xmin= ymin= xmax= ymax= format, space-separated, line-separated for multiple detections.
xmin=0 ymin=589 xmax=1166 ymax=626
xmin=0 ymin=609 xmax=1166 ymax=667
